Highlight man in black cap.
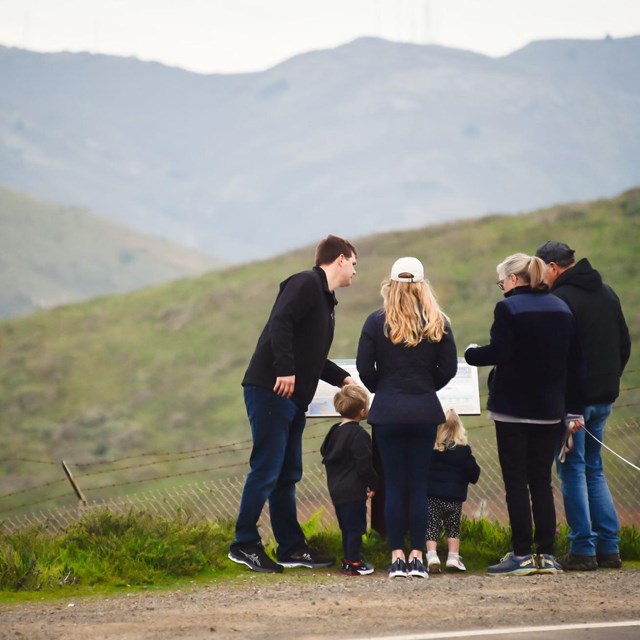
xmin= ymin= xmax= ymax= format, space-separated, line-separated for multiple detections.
xmin=535 ymin=241 xmax=631 ymax=571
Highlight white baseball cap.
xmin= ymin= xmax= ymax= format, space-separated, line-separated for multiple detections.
xmin=390 ymin=257 xmax=424 ymax=283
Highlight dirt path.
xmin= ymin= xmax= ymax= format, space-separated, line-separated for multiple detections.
xmin=2 ymin=568 xmax=639 ymax=640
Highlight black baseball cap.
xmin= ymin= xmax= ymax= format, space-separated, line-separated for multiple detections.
xmin=535 ymin=241 xmax=576 ymax=265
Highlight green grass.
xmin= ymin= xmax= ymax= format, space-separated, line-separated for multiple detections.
xmin=0 ymin=188 xmax=639 ymax=512
xmin=0 ymin=185 xmax=220 ymax=319
xmin=2 ymin=510 xmax=638 ymax=600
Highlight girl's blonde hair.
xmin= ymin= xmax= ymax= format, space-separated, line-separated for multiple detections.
xmin=380 ymin=279 xmax=449 ymax=346
xmin=434 ymin=408 xmax=469 ymax=451
xmin=497 ymin=253 xmax=547 ymax=290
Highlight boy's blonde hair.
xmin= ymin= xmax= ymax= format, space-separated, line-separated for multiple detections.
xmin=434 ymin=408 xmax=469 ymax=451
xmin=333 ymin=384 xmax=369 ymax=420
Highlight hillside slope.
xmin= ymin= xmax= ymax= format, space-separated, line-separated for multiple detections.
xmin=0 ymin=189 xmax=638 ymax=511
xmin=0 ymin=186 xmax=221 ymax=318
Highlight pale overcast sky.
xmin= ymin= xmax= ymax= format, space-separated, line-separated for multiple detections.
xmin=1 ymin=0 xmax=639 ymax=74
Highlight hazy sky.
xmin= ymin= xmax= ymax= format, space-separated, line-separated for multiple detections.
xmin=1 ymin=0 xmax=639 ymax=74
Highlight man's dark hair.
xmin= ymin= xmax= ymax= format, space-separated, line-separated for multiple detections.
xmin=315 ymin=235 xmax=357 ymax=266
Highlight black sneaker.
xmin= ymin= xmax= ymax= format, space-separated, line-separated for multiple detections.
xmin=341 ymin=559 xmax=375 ymax=576
xmin=278 ymin=546 xmax=334 ymax=568
xmin=597 ymin=552 xmax=622 ymax=569
xmin=557 ymin=552 xmax=597 ymax=571
xmin=228 ymin=543 xmax=284 ymax=573
xmin=407 ymin=557 xmax=428 ymax=578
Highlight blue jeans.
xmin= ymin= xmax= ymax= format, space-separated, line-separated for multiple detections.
xmin=231 ymin=385 xmax=307 ymax=559
xmin=374 ymin=423 xmax=437 ymax=551
xmin=556 ymin=403 xmax=620 ymax=555
xmin=335 ymin=500 xmax=367 ymax=562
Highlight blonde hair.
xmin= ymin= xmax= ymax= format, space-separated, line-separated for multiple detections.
xmin=333 ymin=384 xmax=369 ymax=420
xmin=497 ymin=253 xmax=547 ymax=290
xmin=380 ymin=279 xmax=449 ymax=346
xmin=434 ymin=408 xmax=469 ymax=452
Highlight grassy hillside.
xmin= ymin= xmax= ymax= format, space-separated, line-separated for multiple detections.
xmin=0 ymin=185 xmax=221 ymax=319
xmin=1 ymin=189 xmax=638 ymax=513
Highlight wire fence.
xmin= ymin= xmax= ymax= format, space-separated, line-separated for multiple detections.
xmin=1 ymin=420 xmax=638 ymax=535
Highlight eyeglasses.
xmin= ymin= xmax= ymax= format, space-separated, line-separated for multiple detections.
xmin=496 ymin=279 xmax=505 ymax=290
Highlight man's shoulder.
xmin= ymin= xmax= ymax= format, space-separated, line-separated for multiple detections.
xmin=280 ymin=268 xmax=322 ymax=297
xmin=284 ymin=268 xmax=319 ymax=285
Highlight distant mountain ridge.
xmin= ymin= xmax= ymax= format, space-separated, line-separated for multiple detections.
xmin=0 ymin=186 xmax=221 ymax=318
xmin=1 ymin=36 xmax=639 ymax=261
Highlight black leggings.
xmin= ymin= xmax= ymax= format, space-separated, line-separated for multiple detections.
xmin=495 ymin=420 xmax=564 ymax=555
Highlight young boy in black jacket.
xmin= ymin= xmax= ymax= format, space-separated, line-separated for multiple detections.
xmin=321 ymin=384 xmax=378 ymax=575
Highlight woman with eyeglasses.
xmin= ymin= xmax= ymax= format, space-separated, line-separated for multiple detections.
xmin=465 ymin=253 xmax=584 ymax=577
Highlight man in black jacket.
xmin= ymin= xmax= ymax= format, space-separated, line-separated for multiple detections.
xmin=536 ymin=241 xmax=631 ymax=571
xmin=228 ymin=235 xmax=358 ymax=573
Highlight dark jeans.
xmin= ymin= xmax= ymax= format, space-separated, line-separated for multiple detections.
xmin=495 ymin=420 xmax=564 ymax=556
xmin=231 ymin=385 xmax=307 ymax=559
xmin=374 ymin=423 xmax=437 ymax=551
xmin=335 ymin=500 xmax=367 ymax=562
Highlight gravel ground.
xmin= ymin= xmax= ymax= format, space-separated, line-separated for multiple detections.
xmin=2 ymin=567 xmax=639 ymax=640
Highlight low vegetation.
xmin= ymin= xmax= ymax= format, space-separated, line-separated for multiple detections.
xmin=1 ymin=510 xmax=638 ymax=597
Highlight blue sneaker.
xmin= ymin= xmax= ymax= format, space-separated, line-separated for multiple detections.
xmin=407 ymin=557 xmax=428 ymax=578
xmin=537 ymin=553 xmax=563 ymax=575
xmin=487 ymin=552 xmax=537 ymax=576
xmin=388 ymin=558 xmax=407 ymax=578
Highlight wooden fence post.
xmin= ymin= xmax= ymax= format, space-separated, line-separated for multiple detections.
xmin=61 ymin=460 xmax=87 ymax=506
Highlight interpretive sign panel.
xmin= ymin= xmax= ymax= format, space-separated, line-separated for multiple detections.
xmin=307 ymin=357 xmax=481 ymax=417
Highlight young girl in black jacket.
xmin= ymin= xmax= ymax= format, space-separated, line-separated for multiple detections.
xmin=426 ymin=408 xmax=480 ymax=573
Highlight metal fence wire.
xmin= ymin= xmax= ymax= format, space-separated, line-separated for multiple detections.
xmin=1 ymin=420 xmax=638 ymax=535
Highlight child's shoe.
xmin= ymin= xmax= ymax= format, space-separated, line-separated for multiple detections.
xmin=445 ymin=554 xmax=466 ymax=572
xmin=341 ymin=559 xmax=374 ymax=576
xmin=426 ymin=551 xmax=441 ymax=574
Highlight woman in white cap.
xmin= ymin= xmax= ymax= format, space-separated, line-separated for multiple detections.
xmin=356 ymin=257 xmax=458 ymax=578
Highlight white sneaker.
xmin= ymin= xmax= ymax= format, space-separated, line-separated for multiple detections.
xmin=446 ymin=556 xmax=466 ymax=571
xmin=427 ymin=555 xmax=441 ymax=574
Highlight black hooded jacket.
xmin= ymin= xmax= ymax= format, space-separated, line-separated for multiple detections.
xmin=550 ymin=258 xmax=631 ymax=404
xmin=321 ymin=421 xmax=378 ymax=505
